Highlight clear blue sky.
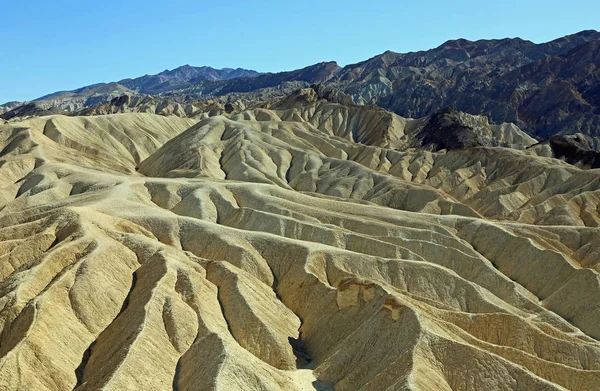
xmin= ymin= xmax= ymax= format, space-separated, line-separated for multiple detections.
xmin=1 ymin=0 xmax=598 ymax=103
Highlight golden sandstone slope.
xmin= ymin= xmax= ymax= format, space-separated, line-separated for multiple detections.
xmin=1 ymin=92 xmax=600 ymax=390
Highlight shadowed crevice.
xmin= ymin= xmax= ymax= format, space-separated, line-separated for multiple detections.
xmin=172 ymin=358 xmax=182 ymax=391
xmin=73 ymin=340 xmax=96 ymax=388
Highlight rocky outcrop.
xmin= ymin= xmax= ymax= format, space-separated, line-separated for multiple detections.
xmin=76 ymin=94 xmax=233 ymax=118
xmin=0 ymin=102 xmax=67 ymax=121
xmin=0 ymin=101 xmax=23 ymax=115
xmin=529 ymin=133 xmax=600 ymax=168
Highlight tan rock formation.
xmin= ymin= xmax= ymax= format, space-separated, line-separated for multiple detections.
xmin=1 ymin=108 xmax=600 ymax=390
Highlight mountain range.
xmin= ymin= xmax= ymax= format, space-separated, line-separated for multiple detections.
xmin=3 ymin=30 xmax=600 ymax=139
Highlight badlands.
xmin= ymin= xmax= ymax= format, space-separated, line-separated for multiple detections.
xmin=1 ymin=88 xmax=600 ymax=390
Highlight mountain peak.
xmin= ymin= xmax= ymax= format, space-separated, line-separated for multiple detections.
xmin=570 ymin=29 xmax=600 ymax=38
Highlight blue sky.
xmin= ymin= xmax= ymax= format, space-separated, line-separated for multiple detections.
xmin=1 ymin=0 xmax=598 ymax=103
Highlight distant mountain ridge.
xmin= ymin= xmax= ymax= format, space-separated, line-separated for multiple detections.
xmin=118 ymin=65 xmax=262 ymax=94
xmin=347 ymin=30 xmax=600 ymax=136
xmin=3 ymin=30 xmax=600 ymax=138
xmin=19 ymin=66 xmax=262 ymax=112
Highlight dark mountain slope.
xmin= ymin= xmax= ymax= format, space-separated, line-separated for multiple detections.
xmin=165 ymin=61 xmax=341 ymax=96
xmin=334 ymin=30 xmax=600 ymax=137
xmin=118 ymin=65 xmax=261 ymax=94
